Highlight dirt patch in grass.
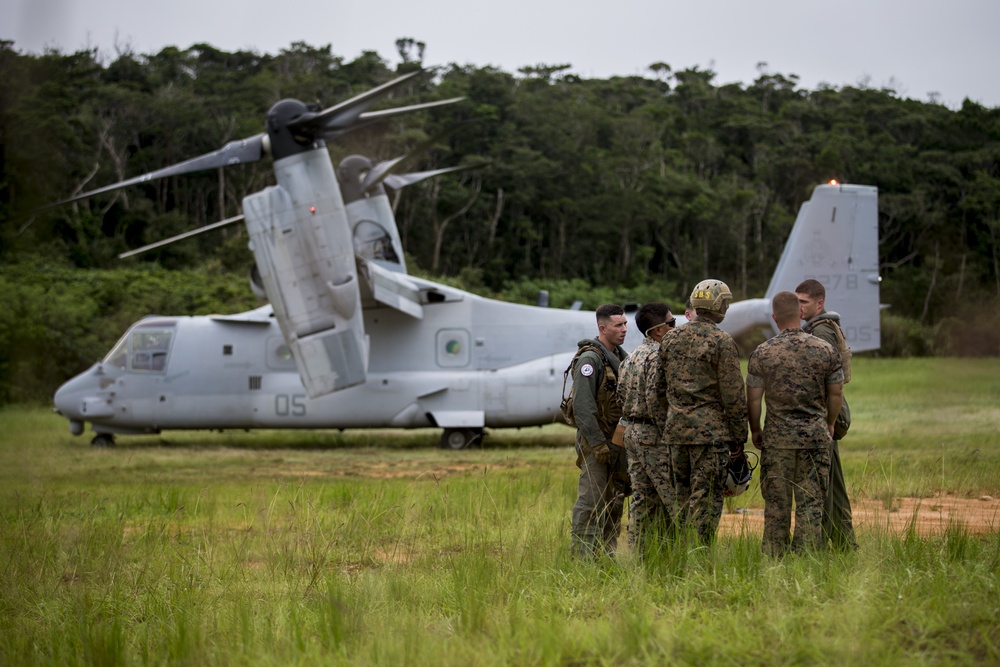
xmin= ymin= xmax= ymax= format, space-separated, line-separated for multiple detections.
xmin=720 ymin=493 xmax=1000 ymax=536
xmin=262 ymin=455 xmax=999 ymax=536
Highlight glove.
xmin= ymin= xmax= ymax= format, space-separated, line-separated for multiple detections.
xmin=592 ymin=442 xmax=611 ymax=464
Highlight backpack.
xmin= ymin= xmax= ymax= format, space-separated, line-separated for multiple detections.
xmin=830 ymin=320 xmax=852 ymax=384
xmin=812 ymin=314 xmax=852 ymax=384
xmin=559 ymin=343 xmax=617 ymax=427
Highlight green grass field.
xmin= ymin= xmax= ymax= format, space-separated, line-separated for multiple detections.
xmin=2 ymin=358 xmax=999 ymax=665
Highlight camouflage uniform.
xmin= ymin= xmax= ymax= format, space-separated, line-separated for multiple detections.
xmin=658 ymin=319 xmax=747 ymax=544
xmin=618 ymin=336 xmax=673 ymax=554
xmin=805 ymin=312 xmax=859 ymax=551
xmin=747 ymin=328 xmax=843 ymax=556
xmin=570 ymin=338 xmax=628 ymax=557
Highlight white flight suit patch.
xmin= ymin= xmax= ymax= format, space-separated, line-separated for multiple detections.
xmin=580 ymin=363 xmax=595 ymax=377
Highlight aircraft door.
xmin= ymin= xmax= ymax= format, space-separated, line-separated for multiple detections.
xmin=118 ymin=325 xmax=175 ymax=426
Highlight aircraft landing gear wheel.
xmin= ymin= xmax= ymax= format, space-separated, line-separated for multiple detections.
xmin=91 ymin=434 xmax=115 ymax=447
xmin=441 ymin=428 xmax=482 ymax=450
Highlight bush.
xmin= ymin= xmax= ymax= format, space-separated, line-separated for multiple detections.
xmin=931 ymin=297 xmax=1000 ymax=357
xmin=878 ymin=312 xmax=935 ymax=357
xmin=0 ymin=262 xmax=259 ymax=405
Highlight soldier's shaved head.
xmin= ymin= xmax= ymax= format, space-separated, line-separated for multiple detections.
xmin=772 ymin=291 xmax=801 ymax=329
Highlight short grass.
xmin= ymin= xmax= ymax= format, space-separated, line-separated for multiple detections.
xmin=2 ymin=358 xmax=999 ymax=665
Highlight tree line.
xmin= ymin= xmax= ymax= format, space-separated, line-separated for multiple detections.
xmin=1 ymin=40 xmax=999 ymax=402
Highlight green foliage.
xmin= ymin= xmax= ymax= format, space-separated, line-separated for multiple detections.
xmin=497 ymin=277 xmax=686 ymax=312
xmin=878 ymin=298 xmax=1000 ymax=358
xmin=879 ymin=312 xmax=937 ymax=357
xmin=932 ymin=297 xmax=1000 ymax=357
xmin=0 ymin=261 xmax=258 ymax=404
xmin=2 ymin=40 xmax=999 ymax=326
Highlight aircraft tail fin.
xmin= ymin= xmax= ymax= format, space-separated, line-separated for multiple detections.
xmin=766 ymin=183 xmax=881 ymax=352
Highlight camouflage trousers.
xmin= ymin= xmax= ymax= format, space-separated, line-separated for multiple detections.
xmin=624 ymin=424 xmax=675 ymax=554
xmin=760 ymin=447 xmax=831 ymax=557
xmin=571 ymin=443 xmax=626 ymax=558
xmin=670 ymin=445 xmax=729 ymax=545
xmin=823 ymin=438 xmax=858 ymax=551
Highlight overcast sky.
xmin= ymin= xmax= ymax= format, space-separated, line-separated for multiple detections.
xmin=4 ymin=0 xmax=998 ymax=110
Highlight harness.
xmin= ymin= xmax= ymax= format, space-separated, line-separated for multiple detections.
xmin=560 ymin=343 xmax=622 ymax=433
xmin=806 ymin=312 xmax=852 ymax=383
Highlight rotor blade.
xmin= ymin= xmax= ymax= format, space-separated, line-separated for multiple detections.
xmin=382 ymin=163 xmax=489 ymax=191
xmin=359 ymin=155 xmax=408 ymax=192
xmin=118 ymin=214 xmax=245 ymax=258
xmin=290 ymin=70 xmax=426 ymax=136
xmin=45 ymin=134 xmax=266 ymax=209
xmin=319 ymin=97 xmax=466 ymax=142
xmin=321 ymin=96 xmax=465 ymax=141
xmin=355 ymin=97 xmax=466 ymax=123
xmin=358 ymin=118 xmax=476 ymax=192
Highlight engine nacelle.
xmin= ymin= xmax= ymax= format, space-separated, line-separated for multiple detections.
xmin=244 ymin=147 xmax=369 ymax=397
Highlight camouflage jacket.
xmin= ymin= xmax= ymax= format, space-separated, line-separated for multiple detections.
xmin=746 ymin=328 xmax=844 ymax=449
xmin=658 ymin=319 xmax=747 ymax=448
xmin=571 ymin=338 xmax=627 ymax=451
xmin=617 ymin=336 xmax=667 ymax=436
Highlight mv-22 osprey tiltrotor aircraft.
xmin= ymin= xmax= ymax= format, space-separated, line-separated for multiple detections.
xmin=51 ymin=71 xmax=882 ymax=449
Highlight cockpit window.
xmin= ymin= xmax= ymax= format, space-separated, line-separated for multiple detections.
xmin=130 ymin=329 xmax=174 ymax=372
xmin=104 ymin=333 xmax=129 ymax=369
xmin=103 ymin=321 xmax=176 ymax=372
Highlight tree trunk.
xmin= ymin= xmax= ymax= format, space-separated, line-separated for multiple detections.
xmin=431 ymin=180 xmax=482 ymax=273
xmin=921 ymin=242 xmax=939 ymax=323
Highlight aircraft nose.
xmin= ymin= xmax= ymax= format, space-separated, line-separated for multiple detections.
xmin=53 ymin=377 xmax=85 ymax=420
xmin=53 ymin=363 xmax=112 ymax=421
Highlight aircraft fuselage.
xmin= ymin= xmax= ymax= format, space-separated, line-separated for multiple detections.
xmin=53 ymin=283 xmax=605 ymax=438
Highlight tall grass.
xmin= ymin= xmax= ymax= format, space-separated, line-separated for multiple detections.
xmin=1 ymin=358 xmax=999 ymax=665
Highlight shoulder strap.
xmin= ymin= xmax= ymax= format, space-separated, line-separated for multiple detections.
xmin=561 ymin=343 xmax=616 ymax=398
xmin=813 ymin=317 xmax=852 ymax=384
xmin=587 ymin=342 xmax=616 ymax=369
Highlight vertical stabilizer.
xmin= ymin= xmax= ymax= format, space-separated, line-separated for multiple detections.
xmin=766 ymin=183 xmax=881 ymax=352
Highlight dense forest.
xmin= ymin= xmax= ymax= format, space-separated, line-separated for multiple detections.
xmin=1 ymin=39 xmax=999 ymax=403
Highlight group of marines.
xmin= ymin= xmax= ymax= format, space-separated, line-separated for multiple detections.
xmin=569 ymin=278 xmax=857 ymax=559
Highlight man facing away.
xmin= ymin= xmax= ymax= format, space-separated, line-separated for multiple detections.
xmin=570 ymin=304 xmax=629 ymax=558
xmin=747 ymin=291 xmax=844 ymax=556
xmin=796 ymin=278 xmax=859 ymax=551
xmin=683 ymin=298 xmax=695 ymax=322
xmin=658 ymin=280 xmax=747 ymax=544
xmin=617 ymin=302 xmax=674 ymax=555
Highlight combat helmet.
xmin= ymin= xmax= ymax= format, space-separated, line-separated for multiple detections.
xmin=690 ymin=279 xmax=733 ymax=317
